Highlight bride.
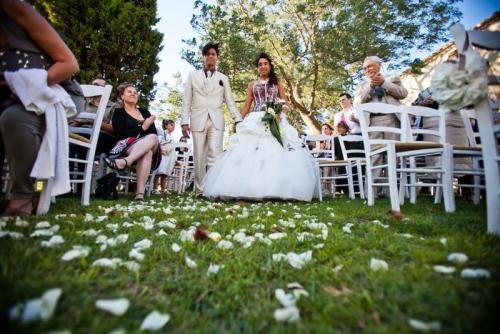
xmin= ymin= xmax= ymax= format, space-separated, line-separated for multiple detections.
xmin=203 ymin=53 xmax=320 ymax=201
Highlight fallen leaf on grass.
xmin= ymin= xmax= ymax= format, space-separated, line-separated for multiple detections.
xmin=322 ymin=285 xmax=352 ymax=298
xmin=95 ymin=298 xmax=129 ymax=316
xmin=194 ymin=227 xmax=209 ymax=240
xmin=388 ymin=209 xmax=404 ymax=220
xmin=140 ymin=310 xmax=170 ymax=331
xmin=270 ymin=225 xmax=283 ymax=233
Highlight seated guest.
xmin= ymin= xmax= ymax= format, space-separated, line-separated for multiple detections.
xmin=334 ymin=93 xmax=361 ymax=134
xmin=69 ymin=78 xmax=116 ymax=154
xmin=0 ymin=1 xmax=79 ymax=216
xmin=106 ymin=83 xmax=160 ymax=201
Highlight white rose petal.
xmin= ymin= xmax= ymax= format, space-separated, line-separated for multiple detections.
xmin=129 ymin=248 xmax=145 ymax=261
xmin=332 ymin=264 xmax=344 ymax=273
xmin=14 ymin=218 xmax=29 ymax=228
xmin=185 ymin=256 xmax=197 ymax=268
xmin=122 ymin=260 xmax=140 ymax=273
xmin=313 ymin=243 xmax=324 ymax=249
xmin=217 ymin=240 xmax=233 ymax=250
xmin=408 ymin=318 xmax=442 ymax=331
xmin=287 ymin=282 xmax=304 ymax=290
xmin=460 ymin=268 xmax=490 ymax=278
xmin=208 ymin=232 xmax=221 ymax=242
xmin=133 ymin=239 xmax=152 ymax=250
xmin=439 ymin=238 xmax=447 ymax=246
xmin=41 ymin=235 xmax=64 ymax=248
xmin=156 ymin=229 xmax=168 ymax=236
xmin=171 ymin=243 xmax=181 ymax=253
xmin=16 ymin=288 xmax=62 ymax=323
xmin=35 ymin=221 xmax=51 ymax=229
xmin=268 ymin=232 xmax=286 ymax=240
xmin=92 ymin=258 xmax=123 ymax=269
xmin=140 ymin=310 xmax=171 ymax=331
xmin=95 ymin=298 xmax=130 ymax=316
xmin=207 ymin=263 xmax=222 ymax=276
xmin=370 ymin=258 xmax=389 ymax=271
xmin=447 ymin=253 xmax=468 ymax=264
xmin=342 ymin=223 xmax=354 ymax=234
xmin=273 ymin=306 xmax=300 ymax=323
xmin=61 ymin=246 xmax=90 ymax=261
xmin=433 ymin=265 xmax=456 ymax=274
xmin=275 ymin=289 xmax=296 ymax=307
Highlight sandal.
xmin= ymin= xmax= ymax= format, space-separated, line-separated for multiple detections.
xmin=134 ymin=193 xmax=144 ymax=202
xmin=105 ymin=157 xmax=128 ymax=171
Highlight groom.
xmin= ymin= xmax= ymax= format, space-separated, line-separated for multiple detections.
xmin=181 ymin=42 xmax=242 ymax=197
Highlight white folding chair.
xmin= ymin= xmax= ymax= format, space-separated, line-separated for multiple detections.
xmin=450 ymin=23 xmax=500 ymax=234
xmin=37 ymin=84 xmax=113 ymax=215
xmin=304 ymin=134 xmax=354 ymax=199
xmin=169 ymin=142 xmax=194 ymax=193
xmin=397 ymin=105 xmax=455 ymax=212
xmin=356 ymin=103 xmax=403 ymax=211
xmin=456 ymin=108 xmax=485 ymax=204
xmin=337 ymin=134 xmax=366 ymax=199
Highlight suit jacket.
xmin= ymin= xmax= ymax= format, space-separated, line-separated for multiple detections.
xmin=181 ymin=70 xmax=242 ymax=131
xmin=354 ymin=75 xmax=408 ymax=106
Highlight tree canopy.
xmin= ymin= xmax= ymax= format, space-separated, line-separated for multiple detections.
xmin=31 ymin=0 xmax=163 ymax=105
xmin=182 ymin=0 xmax=462 ymax=132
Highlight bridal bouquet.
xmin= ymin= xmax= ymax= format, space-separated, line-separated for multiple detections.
xmin=262 ymin=101 xmax=284 ymax=147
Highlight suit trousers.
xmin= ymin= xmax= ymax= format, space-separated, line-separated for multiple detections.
xmin=0 ymin=102 xmax=46 ymax=199
xmin=192 ymin=116 xmax=223 ymax=193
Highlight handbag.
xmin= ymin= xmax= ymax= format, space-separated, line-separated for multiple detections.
xmin=109 ymin=136 xmax=139 ymax=158
xmin=95 ymin=172 xmax=119 ymax=200
xmin=161 ymin=142 xmax=174 ymax=155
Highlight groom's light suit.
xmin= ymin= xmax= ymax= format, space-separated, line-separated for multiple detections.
xmin=181 ymin=69 xmax=242 ymax=193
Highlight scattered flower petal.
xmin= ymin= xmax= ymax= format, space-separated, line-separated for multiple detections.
xmin=95 ymin=298 xmax=129 ymax=316
xmin=185 ymin=256 xmax=197 ymax=268
xmin=433 ymin=265 xmax=455 ymax=274
xmin=370 ymin=258 xmax=389 ymax=271
xmin=447 ymin=253 xmax=468 ymax=264
xmin=140 ymin=310 xmax=171 ymax=331
xmin=460 ymin=268 xmax=490 ymax=278
xmin=273 ymin=306 xmax=300 ymax=323
xmin=61 ymin=246 xmax=90 ymax=261
xmin=171 ymin=243 xmax=181 ymax=253
xmin=408 ymin=318 xmax=442 ymax=331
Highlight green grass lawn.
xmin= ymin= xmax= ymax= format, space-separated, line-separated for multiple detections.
xmin=1 ymin=194 xmax=499 ymax=333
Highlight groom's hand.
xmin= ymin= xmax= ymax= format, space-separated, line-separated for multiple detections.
xmin=181 ymin=124 xmax=191 ymax=139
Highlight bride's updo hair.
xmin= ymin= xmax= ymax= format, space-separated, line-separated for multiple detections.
xmin=255 ymin=52 xmax=278 ymax=86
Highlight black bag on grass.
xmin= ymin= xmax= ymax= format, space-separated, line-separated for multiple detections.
xmin=95 ymin=172 xmax=119 ymax=200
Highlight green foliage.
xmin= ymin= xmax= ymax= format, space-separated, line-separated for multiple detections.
xmin=32 ymin=0 xmax=163 ymax=105
xmin=182 ymin=0 xmax=462 ymax=132
xmin=150 ymin=72 xmax=184 ymax=121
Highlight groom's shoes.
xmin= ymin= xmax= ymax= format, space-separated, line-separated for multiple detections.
xmin=196 ymin=193 xmax=205 ymax=200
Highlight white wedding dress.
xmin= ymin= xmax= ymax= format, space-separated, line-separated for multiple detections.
xmin=203 ymin=81 xmax=320 ymax=201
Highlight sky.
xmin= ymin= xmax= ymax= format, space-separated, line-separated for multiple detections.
xmin=153 ymin=0 xmax=500 ymax=88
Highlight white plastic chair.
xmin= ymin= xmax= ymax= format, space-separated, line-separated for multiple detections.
xmin=304 ymin=134 xmax=354 ymax=199
xmin=397 ymin=105 xmax=455 ymax=212
xmin=337 ymin=134 xmax=366 ymax=199
xmin=355 ymin=103 xmax=403 ymax=211
xmin=450 ymin=23 xmax=500 ymax=234
xmin=37 ymin=84 xmax=113 ymax=215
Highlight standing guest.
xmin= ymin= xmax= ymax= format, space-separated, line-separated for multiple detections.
xmin=180 ymin=42 xmax=243 ymax=198
xmin=334 ymin=93 xmax=361 ymax=134
xmin=154 ymin=119 xmax=176 ymax=194
xmin=107 ymin=83 xmax=159 ymax=201
xmin=354 ymin=56 xmax=408 ymax=196
xmin=0 ymin=0 xmax=79 ymax=216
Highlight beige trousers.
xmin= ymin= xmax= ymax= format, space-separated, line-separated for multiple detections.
xmin=192 ymin=116 xmax=223 ymax=193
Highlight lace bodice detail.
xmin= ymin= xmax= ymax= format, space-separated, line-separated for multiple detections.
xmin=252 ymin=81 xmax=279 ymax=112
